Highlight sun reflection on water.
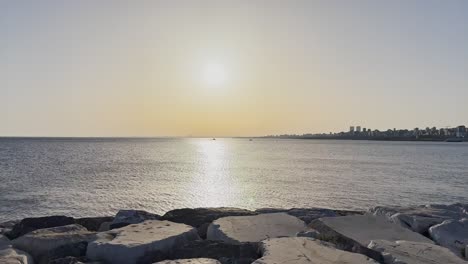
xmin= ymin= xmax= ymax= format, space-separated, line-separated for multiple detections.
xmin=191 ymin=138 xmax=238 ymax=207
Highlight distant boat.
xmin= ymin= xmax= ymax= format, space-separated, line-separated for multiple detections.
xmin=445 ymin=138 xmax=463 ymax=142
xmin=212 ymin=138 xmax=216 ymax=140
xmin=249 ymin=139 xmax=253 ymax=141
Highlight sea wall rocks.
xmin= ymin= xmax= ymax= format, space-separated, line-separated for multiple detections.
xmin=161 ymin=208 xmax=257 ymax=238
xmin=369 ymin=203 xmax=468 ymax=235
xmin=429 ymin=218 xmax=468 ymax=257
xmin=12 ymin=224 xmax=96 ymax=264
xmin=1 ymin=203 xmax=468 ymax=264
xmin=309 ymin=214 xmax=433 ymax=261
xmin=368 ymin=240 xmax=466 ymax=264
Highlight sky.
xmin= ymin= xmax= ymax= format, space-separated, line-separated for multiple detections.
xmin=2 ymin=0 xmax=468 ymax=137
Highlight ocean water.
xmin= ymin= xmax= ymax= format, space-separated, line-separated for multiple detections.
xmin=1 ymin=138 xmax=467 ymax=222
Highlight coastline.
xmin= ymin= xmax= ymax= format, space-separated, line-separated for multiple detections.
xmin=1 ymin=203 xmax=467 ymax=263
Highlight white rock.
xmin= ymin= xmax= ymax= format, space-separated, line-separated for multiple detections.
xmin=0 ymin=246 xmax=34 ymax=264
xmin=154 ymin=258 xmax=221 ymax=264
xmin=429 ymin=218 xmax=468 ymax=257
xmin=368 ymin=240 xmax=466 ymax=264
xmin=207 ymin=213 xmax=306 ymax=244
xmin=310 ymin=214 xmax=433 ymax=261
xmin=253 ymin=237 xmax=378 ymax=264
xmin=86 ymin=220 xmax=200 ymax=264
xmin=12 ymin=224 xmax=96 ymax=261
xmin=370 ymin=203 xmax=468 ymax=234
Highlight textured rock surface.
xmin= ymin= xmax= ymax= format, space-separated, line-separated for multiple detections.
xmin=1 ymin=234 xmax=11 ymax=248
xmin=253 ymin=237 xmax=378 ymax=264
xmin=370 ymin=203 xmax=468 ymax=234
xmin=296 ymin=229 xmax=321 ymax=239
xmin=161 ymin=208 xmax=257 ymax=238
xmin=6 ymin=216 xmax=75 ymax=239
xmin=37 ymin=241 xmax=88 ymax=264
xmin=255 ymin=208 xmax=362 ymax=224
xmin=75 ymin=217 xmax=113 ymax=232
xmin=1 ymin=221 xmax=19 ymax=236
xmin=368 ymin=240 xmax=467 ymax=264
xmin=429 ymin=218 xmax=468 ymax=257
xmin=154 ymin=258 xmax=221 ymax=264
xmin=110 ymin=210 xmax=160 ymax=229
xmin=0 ymin=246 xmax=34 ymax=264
xmin=12 ymin=224 xmax=96 ymax=263
xmin=207 ymin=213 xmax=306 ymax=244
xmin=168 ymin=240 xmax=260 ymax=264
xmin=87 ymin=220 xmax=200 ymax=264
xmin=309 ymin=214 xmax=433 ymax=261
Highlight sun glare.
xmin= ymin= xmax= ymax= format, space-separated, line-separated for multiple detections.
xmin=202 ymin=63 xmax=227 ymax=86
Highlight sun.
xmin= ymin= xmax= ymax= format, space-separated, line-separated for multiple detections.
xmin=202 ymin=63 xmax=227 ymax=86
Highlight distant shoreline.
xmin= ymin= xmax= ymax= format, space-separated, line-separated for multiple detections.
xmin=259 ymin=136 xmax=468 ymax=142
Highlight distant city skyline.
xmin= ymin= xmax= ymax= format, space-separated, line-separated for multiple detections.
xmin=2 ymin=1 xmax=468 ymax=137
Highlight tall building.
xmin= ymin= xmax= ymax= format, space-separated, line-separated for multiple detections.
xmin=349 ymin=126 xmax=355 ymax=133
xmin=356 ymin=126 xmax=361 ymax=132
xmin=456 ymin=125 xmax=467 ymax=138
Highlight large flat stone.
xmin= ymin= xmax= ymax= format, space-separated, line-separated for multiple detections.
xmin=0 ymin=246 xmax=34 ymax=264
xmin=429 ymin=218 xmax=468 ymax=257
xmin=12 ymin=224 xmax=96 ymax=264
xmin=368 ymin=240 xmax=466 ymax=264
xmin=154 ymin=259 xmax=221 ymax=264
xmin=6 ymin=216 xmax=75 ymax=239
xmin=309 ymin=214 xmax=433 ymax=261
xmin=110 ymin=209 xmax=160 ymax=229
xmin=207 ymin=213 xmax=306 ymax=244
xmin=161 ymin=208 xmax=257 ymax=238
xmin=370 ymin=203 xmax=468 ymax=234
xmin=86 ymin=220 xmax=200 ymax=264
xmin=253 ymin=237 xmax=378 ymax=264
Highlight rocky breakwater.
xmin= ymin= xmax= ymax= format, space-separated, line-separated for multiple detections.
xmin=0 ymin=204 xmax=466 ymax=264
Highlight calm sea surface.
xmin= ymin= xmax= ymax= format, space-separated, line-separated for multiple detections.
xmin=1 ymin=138 xmax=467 ymax=222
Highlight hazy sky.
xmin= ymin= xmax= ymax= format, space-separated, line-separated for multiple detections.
xmin=2 ymin=1 xmax=468 ymax=137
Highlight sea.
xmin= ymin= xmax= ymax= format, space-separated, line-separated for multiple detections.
xmin=1 ymin=137 xmax=467 ymax=222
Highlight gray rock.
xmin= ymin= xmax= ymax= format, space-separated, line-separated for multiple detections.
xmin=154 ymin=259 xmax=221 ymax=264
xmin=110 ymin=210 xmax=160 ymax=229
xmin=207 ymin=213 xmax=306 ymax=244
xmin=86 ymin=220 xmax=200 ymax=264
xmin=368 ymin=240 xmax=466 ymax=264
xmin=97 ymin=222 xmax=111 ymax=232
xmin=167 ymin=240 xmax=260 ymax=264
xmin=1 ymin=220 xmax=19 ymax=236
xmin=309 ymin=214 xmax=433 ymax=261
xmin=12 ymin=224 xmax=96 ymax=264
xmin=370 ymin=203 xmax=468 ymax=234
xmin=1 ymin=234 xmax=11 ymax=248
xmin=0 ymin=246 xmax=34 ymax=264
xmin=255 ymin=208 xmax=362 ymax=225
xmin=429 ymin=218 xmax=468 ymax=257
xmin=161 ymin=208 xmax=257 ymax=238
xmin=6 ymin=216 xmax=75 ymax=239
xmin=253 ymin=237 xmax=378 ymax=264
xmin=74 ymin=217 xmax=113 ymax=232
